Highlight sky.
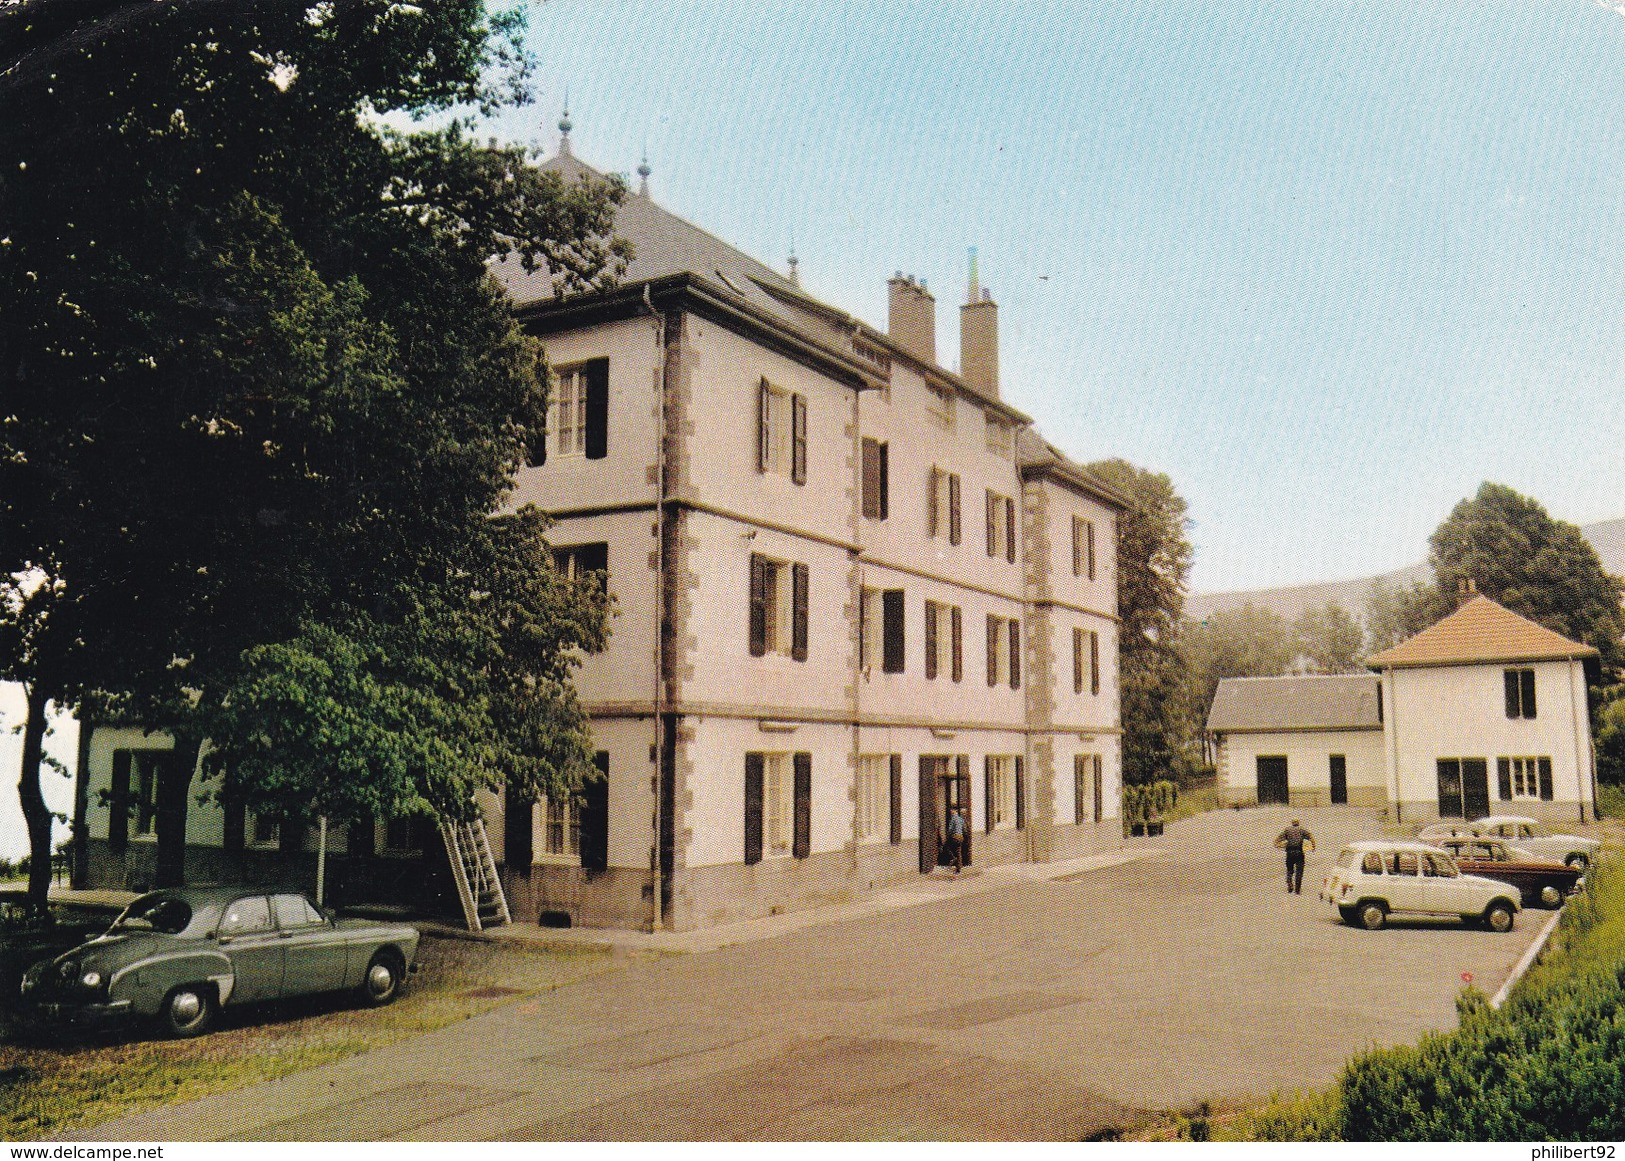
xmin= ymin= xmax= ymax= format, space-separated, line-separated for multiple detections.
xmin=8 ymin=1 xmax=1625 ymax=857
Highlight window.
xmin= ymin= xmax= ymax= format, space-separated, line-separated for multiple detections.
xmin=927 ymin=467 xmax=962 ymax=545
xmin=1498 ymin=755 xmax=1553 ymax=801
xmin=131 ymin=752 xmax=162 ymax=838
xmin=985 ymin=413 xmax=1011 ymax=457
xmin=861 ymin=438 xmax=889 ymax=519
xmin=986 ymin=615 xmax=1020 ymax=688
xmin=1386 ymin=852 xmax=1419 ymax=876
xmin=250 ymin=812 xmax=281 ymax=848
xmin=881 ymin=588 xmax=906 ymax=674
xmin=926 ymin=383 xmax=955 ymax=427
xmin=924 ymin=600 xmax=962 ymax=681
xmin=552 ymin=542 xmax=608 ymax=584
xmin=1074 ymin=754 xmax=1103 ymax=824
xmin=553 ymin=364 xmax=588 ymax=457
xmin=857 ymin=755 xmax=888 ymax=843
xmin=272 ymin=894 xmax=325 ymax=929
xmin=1504 ymin=668 xmax=1536 ymax=719
xmin=1072 ymin=517 xmax=1095 ymax=580
xmin=985 ymin=756 xmax=1016 ymax=830
xmin=219 ymin=895 xmax=273 ymax=935
xmin=985 ymin=490 xmax=1016 ymax=562
xmin=744 ymin=752 xmax=810 ymax=862
xmin=749 ymin=554 xmax=809 ymax=660
xmin=536 ymin=358 xmax=609 ymax=464
xmin=758 ymin=378 xmax=807 ymax=484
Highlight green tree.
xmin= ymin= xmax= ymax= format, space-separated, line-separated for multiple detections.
xmin=1362 ymin=576 xmax=1437 ymax=655
xmin=1294 ymin=601 xmax=1365 ymax=673
xmin=1 ymin=2 xmax=627 ymax=898
xmin=1084 ymin=459 xmax=1194 ymax=785
xmin=1178 ymin=603 xmax=1297 ymax=732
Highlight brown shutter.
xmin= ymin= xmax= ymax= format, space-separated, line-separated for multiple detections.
xmin=791 ymin=561 xmax=809 ymax=662
xmin=857 ymin=588 xmax=868 ymax=671
xmin=951 ymin=606 xmax=963 ymax=682
xmin=918 ymin=758 xmax=939 ymax=872
xmin=889 ymin=754 xmax=902 ymax=845
xmin=987 ymin=615 xmax=999 ymax=686
xmin=758 ymin=379 xmax=771 ymax=473
xmin=1090 ymin=630 xmax=1100 ymax=695
xmin=108 ymin=750 xmax=131 ymax=852
xmin=793 ymin=752 xmax=812 ymax=859
xmin=791 ymin=392 xmax=807 ymax=485
xmin=956 ymin=756 xmax=972 ymax=863
xmin=1522 ymin=669 xmax=1536 ymax=719
xmin=1504 ymin=670 xmax=1520 ymax=719
xmin=1087 ymin=520 xmax=1096 ymax=580
xmin=1072 ymin=517 xmax=1082 ymax=576
xmin=949 ymin=474 xmax=961 ymax=545
xmin=1538 ymin=757 xmax=1554 ymax=801
xmin=882 ymin=589 xmax=905 ymax=673
xmin=1497 ymin=758 xmax=1512 ymax=800
xmin=927 ymin=466 xmax=940 ymax=537
xmin=1094 ymin=755 xmax=1104 ymax=821
xmin=924 ymin=601 xmax=938 ymax=679
xmin=1073 ymin=627 xmax=1084 ymax=693
xmin=744 ymin=753 xmax=764 ymax=864
xmin=862 ymin=439 xmax=881 ymax=519
xmin=985 ymin=491 xmax=997 ymax=557
xmin=1015 ymin=756 xmax=1025 ymax=830
xmin=1074 ymin=755 xmax=1086 ymax=824
xmin=580 ymin=751 xmax=610 ymax=872
xmin=583 ymin=356 xmax=609 ymax=460
xmin=749 ymin=554 xmax=768 ymax=656
xmin=1005 ymin=497 xmax=1016 ymax=563
xmin=1009 ymin=619 xmax=1021 ymax=689
xmin=878 ymin=441 xmax=888 ymax=519
xmin=504 ymin=781 xmax=533 ymax=872
xmin=984 ymin=757 xmax=995 ymax=834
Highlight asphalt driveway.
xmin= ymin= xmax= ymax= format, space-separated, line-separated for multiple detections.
xmin=73 ymin=804 xmax=1553 ymax=1141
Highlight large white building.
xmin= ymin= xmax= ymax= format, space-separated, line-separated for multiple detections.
xmin=71 ymin=140 xmax=1129 ymax=931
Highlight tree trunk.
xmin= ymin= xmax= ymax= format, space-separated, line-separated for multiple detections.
xmin=18 ymin=683 xmax=55 ymax=914
xmin=154 ymin=737 xmax=200 ymax=888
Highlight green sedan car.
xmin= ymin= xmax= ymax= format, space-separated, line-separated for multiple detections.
xmin=20 ymin=887 xmax=419 ymax=1037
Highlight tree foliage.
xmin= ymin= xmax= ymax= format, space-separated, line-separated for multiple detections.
xmin=1177 ymin=603 xmax=1296 ymax=730
xmin=1293 ymin=601 xmax=1365 ymax=674
xmin=1084 ymin=459 xmax=1194 ymax=785
xmin=1362 ymin=576 xmax=1438 ymax=656
xmin=2 ymin=1 xmax=627 ymax=896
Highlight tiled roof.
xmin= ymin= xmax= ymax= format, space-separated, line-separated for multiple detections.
xmin=1206 ymin=674 xmax=1383 ymax=733
xmin=1365 ymin=595 xmax=1597 ymax=670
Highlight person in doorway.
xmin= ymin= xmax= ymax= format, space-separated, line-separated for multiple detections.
xmin=945 ymin=807 xmax=967 ymax=873
xmin=1275 ymin=817 xmax=1315 ymax=893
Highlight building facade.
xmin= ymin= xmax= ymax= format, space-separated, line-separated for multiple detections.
xmin=1208 ymin=675 xmax=1385 ymax=808
xmin=71 ymin=143 xmax=1129 ymax=931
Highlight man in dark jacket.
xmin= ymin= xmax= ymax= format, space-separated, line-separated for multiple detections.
xmin=1275 ymin=818 xmax=1315 ymax=894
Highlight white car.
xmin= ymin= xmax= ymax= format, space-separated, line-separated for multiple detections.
xmin=1472 ymin=816 xmax=1601 ymax=871
xmin=1320 ymin=841 xmax=1521 ymax=932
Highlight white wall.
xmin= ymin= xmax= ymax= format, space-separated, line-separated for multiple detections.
xmin=1218 ymin=728 xmax=1386 ymax=803
xmin=0 ymin=684 xmax=77 ymax=860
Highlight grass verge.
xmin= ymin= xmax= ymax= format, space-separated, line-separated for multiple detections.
xmin=0 ymin=934 xmax=617 ymax=1137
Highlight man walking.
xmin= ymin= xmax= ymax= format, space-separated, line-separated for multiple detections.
xmin=945 ymin=807 xmax=967 ymax=873
xmin=1275 ymin=817 xmax=1315 ymax=894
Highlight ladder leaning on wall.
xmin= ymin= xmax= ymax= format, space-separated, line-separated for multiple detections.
xmin=440 ymin=817 xmax=512 ymax=932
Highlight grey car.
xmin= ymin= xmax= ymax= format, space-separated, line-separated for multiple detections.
xmin=20 ymin=887 xmax=419 ymax=1037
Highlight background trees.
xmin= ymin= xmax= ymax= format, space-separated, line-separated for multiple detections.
xmin=2 ymin=1 xmax=626 ymax=902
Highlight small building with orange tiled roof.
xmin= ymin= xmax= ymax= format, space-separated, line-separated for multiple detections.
xmin=1367 ymin=594 xmax=1597 ymax=824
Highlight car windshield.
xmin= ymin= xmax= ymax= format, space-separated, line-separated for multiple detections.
xmin=112 ymin=895 xmax=192 ymax=935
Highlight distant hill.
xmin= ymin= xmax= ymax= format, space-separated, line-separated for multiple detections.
xmin=1188 ymin=517 xmax=1625 ymax=625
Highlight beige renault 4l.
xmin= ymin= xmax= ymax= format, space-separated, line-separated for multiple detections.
xmin=1319 ymin=841 xmax=1521 ymax=932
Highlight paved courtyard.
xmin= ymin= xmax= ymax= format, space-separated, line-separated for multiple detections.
xmin=75 ymin=805 xmax=1552 ymax=1141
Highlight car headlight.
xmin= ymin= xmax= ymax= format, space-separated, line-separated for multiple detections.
xmin=80 ymin=970 xmax=102 ymax=990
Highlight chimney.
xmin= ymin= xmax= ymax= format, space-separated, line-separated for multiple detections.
xmin=1456 ymin=577 xmax=1478 ymax=606
xmin=960 ymin=252 xmax=999 ymax=399
xmin=887 ymin=273 xmax=936 ymax=365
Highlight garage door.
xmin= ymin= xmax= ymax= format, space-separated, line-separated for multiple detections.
xmin=1256 ymin=756 xmax=1289 ymax=805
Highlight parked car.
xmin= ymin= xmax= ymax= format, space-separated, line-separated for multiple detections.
xmin=0 ymin=893 xmax=123 ymax=1004
xmin=20 ymin=887 xmax=419 ymax=1037
xmin=1472 ymin=816 xmax=1601 ymax=871
xmin=1319 ymin=841 xmax=1521 ymax=931
xmin=1430 ymin=837 xmax=1583 ymax=909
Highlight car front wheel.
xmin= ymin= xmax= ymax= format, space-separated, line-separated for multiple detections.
xmin=1357 ymin=901 xmax=1387 ymax=930
xmin=359 ymin=950 xmax=404 ymax=1007
xmin=161 ymin=985 xmax=216 ymax=1038
xmin=1538 ymin=885 xmax=1563 ymax=909
xmin=1484 ymin=901 xmax=1516 ymax=933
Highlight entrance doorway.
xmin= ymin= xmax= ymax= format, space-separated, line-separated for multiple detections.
xmin=918 ymin=755 xmax=970 ymax=872
xmin=1256 ymin=756 xmax=1288 ymax=805
xmin=1436 ymin=757 xmax=1489 ymax=819
xmin=1329 ymin=754 xmax=1347 ymax=805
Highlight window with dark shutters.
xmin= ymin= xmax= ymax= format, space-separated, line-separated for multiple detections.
xmin=951 ymin=606 xmax=963 ymax=682
xmin=744 ymin=753 xmax=764 ymax=864
xmin=583 ymin=357 xmax=609 ymax=460
xmin=792 ymin=752 xmax=812 ymax=859
xmin=1015 ymin=756 xmax=1025 ymax=830
xmin=580 ymin=752 xmax=610 ymax=872
xmin=1505 ymin=668 xmax=1536 ymax=718
xmin=791 ymin=562 xmax=809 ymax=662
xmin=791 ymin=393 xmax=807 ymax=485
xmin=882 ymin=589 xmax=905 ymax=673
xmin=1538 ymin=756 xmax=1553 ymax=800
xmin=924 ymin=601 xmax=938 ymax=680
xmin=749 ymin=554 xmax=769 ymax=657
xmin=1009 ymin=620 xmax=1021 ymax=689
xmin=108 ymin=749 xmax=131 ymax=851
xmin=889 ymin=754 xmax=902 ymax=845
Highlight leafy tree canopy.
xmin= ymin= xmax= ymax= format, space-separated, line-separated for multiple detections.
xmin=1293 ymin=601 xmax=1364 ymax=674
xmin=1177 ymin=602 xmax=1296 ymax=731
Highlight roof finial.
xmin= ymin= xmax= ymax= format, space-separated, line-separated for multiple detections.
xmin=558 ymin=89 xmax=573 ymax=157
xmin=967 ymin=245 xmax=980 ymax=304
xmin=637 ymin=143 xmax=651 ymax=196
xmin=787 ymin=236 xmax=800 ymax=286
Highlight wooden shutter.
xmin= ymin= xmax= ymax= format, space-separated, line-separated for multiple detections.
xmin=748 ymin=554 xmax=769 ymax=656
xmin=758 ymin=379 xmax=771 ymax=472
xmin=503 ymin=781 xmax=533 ymax=871
xmin=889 ymin=754 xmax=902 ymax=845
xmin=1015 ymin=756 xmax=1025 ymax=830
xmin=583 ymin=357 xmax=609 ymax=459
xmin=878 ymin=441 xmax=888 ymax=518
xmin=1538 ymin=756 xmax=1554 ymax=800
xmin=1074 ymin=756 xmax=1086 ymax=824
xmin=1090 ymin=630 xmax=1101 ymax=695
xmin=1504 ymin=670 xmax=1520 ymax=719
xmin=951 ymin=606 xmax=963 ymax=682
xmin=791 ymin=393 xmax=807 ymax=485
xmin=791 ymin=562 xmax=809 ymax=662
xmin=1072 ymin=517 xmax=1083 ymax=577
xmin=580 ymin=751 xmax=610 ymax=872
xmin=792 ymin=752 xmax=812 ymax=859
xmin=862 ymin=439 xmax=882 ymax=519
xmin=986 ymin=615 xmax=999 ymax=686
xmin=1087 ymin=520 xmax=1096 ymax=580
xmin=918 ymin=758 xmax=939 ymax=872
xmin=1009 ymin=619 xmax=1021 ymax=689
xmin=744 ymin=753 xmax=764 ymax=864
xmin=1093 ymin=755 xmax=1104 ymax=821
xmin=985 ymin=491 xmax=997 ymax=557
xmin=984 ymin=757 xmax=995 ymax=834
xmin=949 ymin=474 xmax=961 ymax=545
xmin=108 ymin=749 xmax=131 ymax=852
xmin=924 ymin=601 xmax=938 ymax=679
xmin=882 ymin=589 xmax=905 ymax=673
xmin=1522 ymin=669 xmax=1536 ymax=719
xmin=1005 ymin=497 xmax=1016 ymax=563
xmin=1073 ymin=627 xmax=1084 ymax=693
xmin=927 ymin=466 xmax=940 ymax=537
xmin=956 ymin=756 xmax=972 ymax=863
xmin=1497 ymin=757 xmax=1512 ymax=800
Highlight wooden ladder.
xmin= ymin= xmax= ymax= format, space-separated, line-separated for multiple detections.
xmin=440 ymin=816 xmax=512 ymax=932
